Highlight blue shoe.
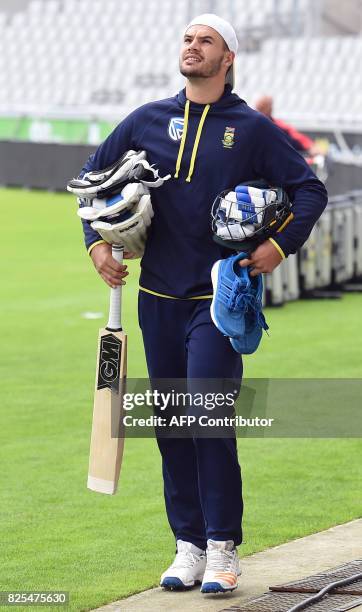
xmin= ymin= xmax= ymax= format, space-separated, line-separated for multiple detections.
xmin=210 ymin=252 xmax=251 ymax=338
xmin=230 ymin=273 xmax=269 ymax=355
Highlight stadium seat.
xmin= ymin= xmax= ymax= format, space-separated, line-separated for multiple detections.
xmin=0 ymin=0 xmax=361 ymax=128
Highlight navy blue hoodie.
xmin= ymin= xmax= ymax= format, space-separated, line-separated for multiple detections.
xmin=80 ymin=85 xmax=328 ymax=298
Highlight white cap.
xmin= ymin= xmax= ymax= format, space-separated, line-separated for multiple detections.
xmin=185 ymin=13 xmax=238 ymax=87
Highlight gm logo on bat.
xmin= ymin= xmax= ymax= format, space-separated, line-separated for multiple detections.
xmin=97 ymin=334 xmax=122 ymax=392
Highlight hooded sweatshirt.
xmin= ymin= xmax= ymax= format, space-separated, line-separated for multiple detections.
xmin=80 ymin=85 xmax=328 ymax=299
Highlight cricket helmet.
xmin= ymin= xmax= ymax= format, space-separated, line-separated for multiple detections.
xmin=211 ymin=179 xmax=293 ymax=252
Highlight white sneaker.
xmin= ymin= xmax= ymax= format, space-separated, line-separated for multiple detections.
xmin=201 ymin=539 xmax=241 ymax=593
xmin=160 ymin=540 xmax=206 ymax=590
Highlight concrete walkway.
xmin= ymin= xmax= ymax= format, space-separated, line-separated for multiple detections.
xmin=94 ymin=519 xmax=362 ymax=611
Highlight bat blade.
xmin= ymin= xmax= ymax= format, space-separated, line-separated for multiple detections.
xmin=87 ymin=328 xmax=127 ymax=495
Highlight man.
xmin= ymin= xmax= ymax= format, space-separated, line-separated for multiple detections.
xmin=255 ymin=94 xmax=322 ymax=156
xmin=78 ymin=14 xmax=327 ymax=594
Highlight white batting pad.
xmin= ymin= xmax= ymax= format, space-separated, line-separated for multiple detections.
xmin=216 ymin=222 xmax=255 ymax=239
xmin=91 ymin=194 xmax=153 ymax=257
xmin=77 ymin=183 xmax=147 ymax=221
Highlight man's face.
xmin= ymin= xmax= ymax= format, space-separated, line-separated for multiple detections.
xmin=179 ymin=25 xmax=232 ymax=80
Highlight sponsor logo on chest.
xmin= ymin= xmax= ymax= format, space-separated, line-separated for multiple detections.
xmin=168 ymin=117 xmax=185 ymax=141
xmin=168 ymin=118 xmax=237 ymax=151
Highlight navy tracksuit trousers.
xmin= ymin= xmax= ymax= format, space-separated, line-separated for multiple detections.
xmin=138 ymin=290 xmax=243 ymax=550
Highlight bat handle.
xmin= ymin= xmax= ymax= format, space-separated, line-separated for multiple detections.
xmin=106 ymin=245 xmax=124 ymax=331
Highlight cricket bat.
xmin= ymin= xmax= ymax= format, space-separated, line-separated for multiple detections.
xmin=87 ymin=244 xmax=127 ymax=495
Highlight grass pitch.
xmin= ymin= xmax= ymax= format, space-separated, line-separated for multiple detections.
xmin=0 ymin=188 xmax=361 ymax=610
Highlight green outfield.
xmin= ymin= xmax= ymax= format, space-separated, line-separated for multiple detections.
xmin=0 ymin=188 xmax=361 ymax=611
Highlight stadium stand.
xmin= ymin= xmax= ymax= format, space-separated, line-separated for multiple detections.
xmin=1 ymin=0 xmax=361 ymax=308
xmin=265 ymin=189 xmax=362 ymax=306
xmin=239 ymin=37 xmax=362 ymax=126
xmin=0 ymin=0 xmax=361 ymax=139
xmin=321 ymin=0 xmax=362 ymax=35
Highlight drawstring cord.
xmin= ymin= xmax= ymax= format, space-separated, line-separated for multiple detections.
xmin=174 ymin=100 xmax=211 ymax=183
xmin=174 ymin=100 xmax=190 ymax=179
xmin=186 ymin=104 xmax=210 ymax=182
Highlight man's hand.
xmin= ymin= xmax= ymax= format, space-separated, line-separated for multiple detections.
xmin=90 ymin=242 xmax=129 ymax=288
xmin=238 ymin=240 xmax=283 ymax=276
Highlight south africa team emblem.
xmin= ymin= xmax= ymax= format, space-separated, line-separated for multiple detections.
xmin=168 ymin=117 xmax=184 ymax=141
xmin=222 ymin=126 xmax=235 ymax=149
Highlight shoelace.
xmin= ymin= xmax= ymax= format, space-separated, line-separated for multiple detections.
xmin=228 ymin=281 xmax=269 ymax=332
xmin=207 ymin=548 xmax=235 ymax=572
xmin=257 ymin=310 xmax=269 ymax=332
xmin=218 ymin=277 xmax=250 ymax=311
xmin=170 ymin=550 xmax=204 ymax=569
xmin=217 ymin=264 xmax=269 ymax=331
xmin=228 ymin=289 xmax=255 ymax=313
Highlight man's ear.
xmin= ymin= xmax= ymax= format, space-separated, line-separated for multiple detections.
xmin=224 ymin=50 xmax=235 ymax=69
